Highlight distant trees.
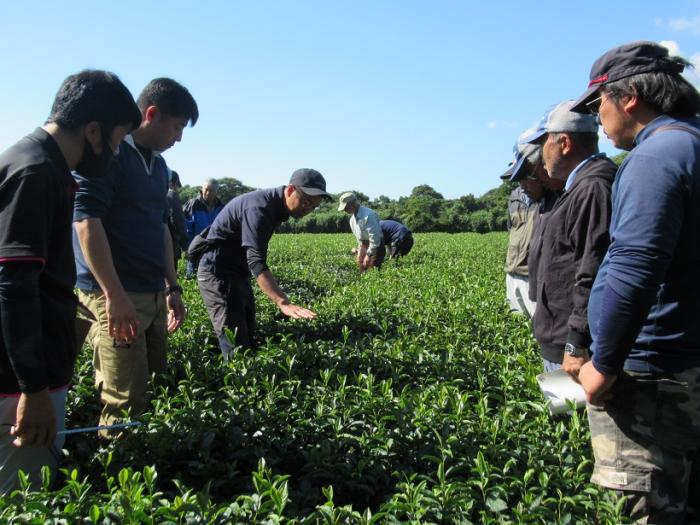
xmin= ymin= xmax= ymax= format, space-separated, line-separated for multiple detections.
xmin=177 ymin=178 xmax=515 ymax=234
xmin=179 ymin=177 xmax=255 ymax=203
xmin=280 ymin=182 xmax=513 ymax=234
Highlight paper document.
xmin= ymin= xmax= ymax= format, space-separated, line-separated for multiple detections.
xmin=536 ymin=369 xmax=587 ymax=415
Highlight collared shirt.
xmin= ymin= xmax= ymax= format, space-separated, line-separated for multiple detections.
xmin=350 ymin=205 xmax=383 ymax=254
xmin=73 ymin=134 xmax=170 ymax=292
xmin=565 ymin=153 xmax=607 ymax=191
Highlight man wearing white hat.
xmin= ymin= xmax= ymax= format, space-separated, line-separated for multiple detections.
xmin=338 ymin=192 xmax=384 ymax=271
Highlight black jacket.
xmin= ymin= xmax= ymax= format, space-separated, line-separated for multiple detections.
xmin=532 ymin=155 xmax=616 ymax=363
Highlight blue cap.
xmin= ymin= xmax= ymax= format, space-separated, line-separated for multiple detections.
xmin=504 ymin=128 xmax=541 ymax=182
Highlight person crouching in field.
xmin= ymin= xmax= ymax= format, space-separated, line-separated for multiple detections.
xmin=338 ymin=192 xmax=385 ymax=271
xmin=380 ymin=220 xmax=413 ymax=259
xmin=0 ymin=70 xmax=140 ymax=493
xmin=196 ymin=168 xmax=330 ymax=359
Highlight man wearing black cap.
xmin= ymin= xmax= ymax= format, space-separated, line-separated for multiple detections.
xmin=571 ymin=41 xmax=700 ymax=523
xmin=196 ymin=168 xmax=330 ymax=357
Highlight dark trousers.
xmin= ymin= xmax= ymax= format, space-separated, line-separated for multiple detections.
xmin=197 ymin=265 xmax=256 ymax=358
xmin=388 ymin=232 xmax=414 ymax=258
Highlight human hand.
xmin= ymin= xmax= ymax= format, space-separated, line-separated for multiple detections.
xmin=105 ymin=291 xmax=139 ymax=343
xmin=12 ymin=390 xmax=56 ymax=447
xmin=579 ymin=361 xmax=617 ymax=406
xmin=562 ymin=353 xmax=588 ymax=381
xmin=167 ymin=291 xmax=186 ymax=332
xmin=278 ymin=302 xmax=317 ymax=320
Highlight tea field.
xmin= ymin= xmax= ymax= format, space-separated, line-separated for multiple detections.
xmin=0 ymin=233 xmax=629 ymax=524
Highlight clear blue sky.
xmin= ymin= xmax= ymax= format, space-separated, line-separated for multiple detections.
xmin=1 ymin=1 xmax=699 ymax=199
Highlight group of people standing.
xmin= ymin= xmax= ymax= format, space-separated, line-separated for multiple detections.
xmin=1 ymin=39 xmax=697 ymax=523
xmin=504 ymin=41 xmax=700 ymax=523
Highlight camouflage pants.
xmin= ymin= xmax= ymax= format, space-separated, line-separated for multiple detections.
xmin=588 ymin=368 xmax=700 ymax=524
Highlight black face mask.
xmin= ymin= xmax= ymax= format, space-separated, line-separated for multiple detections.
xmin=75 ymin=131 xmax=115 ymax=179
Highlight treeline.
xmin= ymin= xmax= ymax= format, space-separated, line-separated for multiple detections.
xmin=178 ymin=151 xmax=628 ymax=234
xmin=180 ymin=178 xmax=515 ymax=233
xmin=280 ymin=183 xmax=514 ymax=234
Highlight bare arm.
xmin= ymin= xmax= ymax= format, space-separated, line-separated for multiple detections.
xmin=255 ymin=270 xmax=316 ymax=319
xmin=74 ymin=218 xmax=138 ymax=343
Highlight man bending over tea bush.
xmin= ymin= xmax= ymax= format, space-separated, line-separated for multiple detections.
xmin=196 ymin=168 xmax=330 ymax=358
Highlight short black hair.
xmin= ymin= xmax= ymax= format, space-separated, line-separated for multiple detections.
xmin=137 ymin=78 xmax=199 ymax=126
xmin=46 ymin=69 xmax=141 ymax=133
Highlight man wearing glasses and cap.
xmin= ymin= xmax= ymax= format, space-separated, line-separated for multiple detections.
xmin=196 ymin=168 xmax=330 ymax=358
xmin=569 ymin=41 xmax=700 ymax=523
xmin=501 ymin=128 xmax=559 ymax=319
xmin=523 ymin=101 xmax=616 ymax=374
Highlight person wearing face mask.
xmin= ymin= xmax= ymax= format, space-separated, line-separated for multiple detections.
xmin=72 ymin=78 xmax=198 ymax=437
xmin=0 ymin=70 xmax=140 ymax=493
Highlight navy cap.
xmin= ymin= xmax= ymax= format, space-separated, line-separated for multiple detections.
xmin=289 ymin=168 xmax=331 ymax=198
xmin=502 ymin=128 xmax=542 ymax=182
xmin=571 ymin=41 xmax=685 ymax=113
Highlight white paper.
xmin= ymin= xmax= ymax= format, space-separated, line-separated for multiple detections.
xmin=536 ymin=369 xmax=587 ymax=415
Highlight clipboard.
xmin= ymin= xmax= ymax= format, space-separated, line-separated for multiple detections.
xmin=536 ymin=368 xmax=587 ymax=415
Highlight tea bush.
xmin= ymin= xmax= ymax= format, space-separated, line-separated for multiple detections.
xmin=0 ymin=233 xmax=630 ymax=524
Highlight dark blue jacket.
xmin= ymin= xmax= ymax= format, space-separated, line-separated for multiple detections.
xmin=589 ymin=115 xmax=700 ymax=374
xmin=184 ymin=193 xmax=223 ymax=241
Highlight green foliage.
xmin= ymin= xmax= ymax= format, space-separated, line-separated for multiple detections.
xmin=611 ymin=152 xmax=628 ymax=166
xmin=180 ymin=177 xmax=255 ymax=203
xmin=0 ymin=233 xmax=631 ymax=523
xmin=178 ymin=177 xmax=514 ymax=233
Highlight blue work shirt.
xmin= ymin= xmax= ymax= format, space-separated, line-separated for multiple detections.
xmin=588 ymin=115 xmax=700 ymax=374
xmin=380 ymin=220 xmax=410 ymax=245
xmin=73 ymin=136 xmax=169 ymax=293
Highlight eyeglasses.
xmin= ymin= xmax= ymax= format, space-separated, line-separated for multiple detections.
xmin=295 ymin=188 xmax=316 ymax=209
xmin=585 ymin=95 xmax=603 ymax=116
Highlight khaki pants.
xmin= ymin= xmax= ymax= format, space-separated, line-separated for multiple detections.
xmin=77 ymin=290 xmax=167 ymax=434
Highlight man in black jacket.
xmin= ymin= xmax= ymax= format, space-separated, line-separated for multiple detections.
xmin=523 ymin=100 xmax=616 ymax=373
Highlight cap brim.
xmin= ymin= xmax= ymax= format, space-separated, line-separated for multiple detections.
xmin=300 ymin=186 xmax=332 ymax=198
xmin=509 ymin=155 xmax=528 ymax=182
xmin=499 ymin=165 xmax=514 ymax=180
xmin=571 ymin=86 xmax=599 ymax=114
xmin=521 ymin=129 xmax=546 ymax=145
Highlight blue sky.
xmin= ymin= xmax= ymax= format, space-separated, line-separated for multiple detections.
xmin=1 ymin=1 xmax=699 ymax=199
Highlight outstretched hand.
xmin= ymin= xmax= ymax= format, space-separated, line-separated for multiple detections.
xmin=279 ymin=302 xmax=317 ymax=320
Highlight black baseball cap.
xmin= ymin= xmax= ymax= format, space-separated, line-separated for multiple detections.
xmin=289 ymin=168 xmax=331 ymax=198
xmin=572 ymin=41 xmax=686 ymax=113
